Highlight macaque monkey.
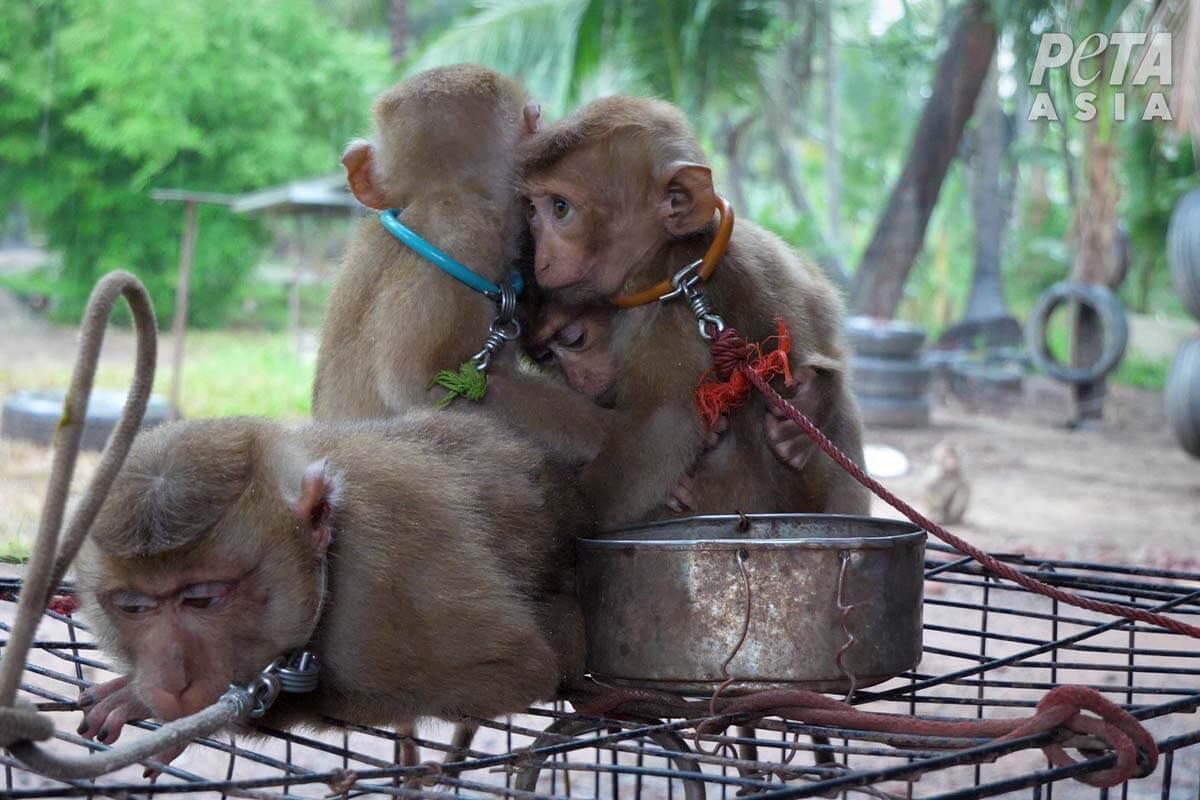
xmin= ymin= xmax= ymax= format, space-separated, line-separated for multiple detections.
xmin=520 ymin=97 xmax=869 ymax=524
xmin=74 ymin=412 xmax=589 ymax=754
xmin=526 ymin=303 xmax=831 ymax=510
xmin=921 ymin=442 xmax=970 ymax=524
xmin=313 ymin=64 xmax=610 ymax=460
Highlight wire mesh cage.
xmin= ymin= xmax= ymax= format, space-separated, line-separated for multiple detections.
xmin=2 ymin=541 xmax=1199 ymax=800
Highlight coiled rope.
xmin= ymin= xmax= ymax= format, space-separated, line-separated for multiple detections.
xmin=0 ymin=272 xmax=253 ymax=780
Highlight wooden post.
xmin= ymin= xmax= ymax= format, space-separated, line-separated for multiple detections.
xmin=151 ymin=189 xmax=234 ymax=419
xmin=168 ymin=201 xmax=199 ymax=419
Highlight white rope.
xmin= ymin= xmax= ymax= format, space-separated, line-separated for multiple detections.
xmin=0 ymin=271 xmax=254 ymax=779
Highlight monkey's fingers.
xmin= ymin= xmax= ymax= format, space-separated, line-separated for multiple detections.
xmin=78 ymin=674 xmax=131 ymax=709
xmin=703 ymin=415 xmax=729 ymax=450
xmin=77 ymin=683 xmax=151 ymax=744
xmin=667 ymin=473 xmax=698 ymax=513
xmin=142 ymin=743 xmax=187 ymax=780
xmin=764 ymin=414 xmax=816 ymax=471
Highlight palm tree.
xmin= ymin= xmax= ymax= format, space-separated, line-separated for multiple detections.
xmin=410 ymin=0 xmax=775 ymax=121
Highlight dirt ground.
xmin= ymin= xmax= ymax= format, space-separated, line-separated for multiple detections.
xmin=3 ymin=320 xmax=1198 ymax=565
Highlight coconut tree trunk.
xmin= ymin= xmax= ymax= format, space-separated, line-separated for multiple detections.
xmin=963 ymin=59 xmax=1014 ymax=323
xmin=1070 ymin=79 xmax=1122 ymax=426
xmin=848 ymin=0 xmax=997 ymax=318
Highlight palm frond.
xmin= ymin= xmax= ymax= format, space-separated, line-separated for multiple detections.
xmin=409 ymin=0 xmax=592 ymax=112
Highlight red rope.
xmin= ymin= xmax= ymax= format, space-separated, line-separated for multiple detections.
xmin=706 ymin=325 xmax=1200 ymax=640
xmin=696 ymin=320 xmax=792 ymax=428
xmin=568 ymin=682 xmax=1156 ymax=788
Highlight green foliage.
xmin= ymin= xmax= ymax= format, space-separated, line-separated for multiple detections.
xmin=411 ymin=0 xmax=776 ymax=117
xmin=1119 ymin=121 xmax=1198 ymax=315
xmin=0 ymin=0 xmax=386 ymax=327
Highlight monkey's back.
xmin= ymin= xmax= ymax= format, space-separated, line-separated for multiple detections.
xmin=312 ymin=217 xmax=499 ymax=422
xmin=273 ymin=410 xmax=590 ymax=727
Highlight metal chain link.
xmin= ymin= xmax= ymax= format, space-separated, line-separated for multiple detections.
xmin=470 ymin=281 xmax=522 ymax=372
xmin=230 ymin=649 xmax=320 ymax=719
xmin=659 ymin=260 xmax=726 ymax=341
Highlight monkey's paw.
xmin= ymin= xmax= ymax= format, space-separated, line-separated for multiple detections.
xmin=765 ymin=405 xmax=818 ymax=471
xmin=77 ymin=675 xmax=151 ymax=745
xmin=667 ymin=472 xmax=698 ymax=513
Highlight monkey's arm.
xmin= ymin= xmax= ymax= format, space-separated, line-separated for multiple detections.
xmin=484 ymin=362 xmax=620 ymax=463
xmin=580 ymin=397 xmax=705 ymax=527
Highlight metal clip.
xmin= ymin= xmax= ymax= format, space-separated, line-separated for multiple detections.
xmin=659 ymin=259 xmax=726 ymax=341
xmin=244 ymin=667 xmax=282 ymax=719
xmin=470 ymin=281 xmax=522 ymax=372
xmin=275 ymin=650 xmax=321 ymax=694
xmin=229 ymin=649 xmax=320 ymax=720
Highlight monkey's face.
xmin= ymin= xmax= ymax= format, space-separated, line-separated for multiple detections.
xmin=91 ymin=538 xmax=318 ymax=723
xmin=527 ymin=304 xmax=619 ymax=405
xmin=525 ymin=153 xmax=666 ymax=301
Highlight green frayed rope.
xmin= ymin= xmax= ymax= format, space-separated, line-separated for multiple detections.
xmin=430 ymin=361 xmax=488 ymax=408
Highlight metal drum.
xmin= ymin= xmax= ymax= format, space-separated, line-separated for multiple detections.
xmin=577 ymin=514 xmax=925 ymax=695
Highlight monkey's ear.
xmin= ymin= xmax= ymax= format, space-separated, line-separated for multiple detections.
xmin=297 ymin=459 xmax=335 ymax=558
xmin=660 ymin=162 xmax=717 ymax=236
xmin=342 ymin=140 xmax=389 ymax=210
xmin=522 ymin=102 xmax=542 ymax=135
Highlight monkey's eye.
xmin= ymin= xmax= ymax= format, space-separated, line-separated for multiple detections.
xmin=110 ymin=591 xmax=158 ymax=616
xmin=180 ymin=581 xmax=234 ymax=610
xmin=551 ymin=197 xmax=572 ymax=220
xmin=555 ymin=321 xmax=587 ymax=349
xmin=526 ymin=201 xmax=537 ymax=220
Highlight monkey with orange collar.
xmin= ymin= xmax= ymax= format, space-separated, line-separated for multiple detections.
xmin=525 ymin=301 xmax=848 ymax=512
xmin=74 ymin=412 xmax=589 ymax=755
xmin=520 ymin=96 xmax=868 ymax=524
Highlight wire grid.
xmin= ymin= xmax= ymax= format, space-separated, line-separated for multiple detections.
xmin=2 ymin=543 xmax=1199 ymax=800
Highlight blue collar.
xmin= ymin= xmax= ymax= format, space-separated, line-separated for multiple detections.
xmin=379 ymin=209 xmax=525 ymax=299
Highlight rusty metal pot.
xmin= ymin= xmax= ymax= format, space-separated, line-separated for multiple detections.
xmin=577 ymin=514 xmax=925 ymax=695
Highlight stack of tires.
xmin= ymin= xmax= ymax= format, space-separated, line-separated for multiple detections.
xmin=1167 ymin=188 xmax=1200 ymax=458
xmin=846 ymin=317 xmax=932 ymax=428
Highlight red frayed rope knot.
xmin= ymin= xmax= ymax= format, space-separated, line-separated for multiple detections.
xmin=697 ymin=322 xmax=792 ymax=428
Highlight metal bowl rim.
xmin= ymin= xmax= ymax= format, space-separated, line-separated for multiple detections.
xmin=585 ymin=513 xmax=925 ymax=549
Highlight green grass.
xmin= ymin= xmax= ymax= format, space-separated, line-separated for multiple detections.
xmin=2 ymin=331 xmax=315 ymax=421
xmin=166 ymin=333 xmax=316 ymax=419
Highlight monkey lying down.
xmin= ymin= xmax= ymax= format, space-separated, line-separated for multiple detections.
xmin=74 ymin=411 xmax=589 ymax=751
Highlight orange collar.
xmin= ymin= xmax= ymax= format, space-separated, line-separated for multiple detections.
xmin=612 ymin=196 xmax=734 ymax=309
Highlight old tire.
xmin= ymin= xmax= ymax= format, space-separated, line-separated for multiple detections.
xmin=2 ymin=389 xmax=171 ymax=451
xmin=1026 ymin=281 xmax=1128 ymax=385
xmin=846 ymin=317 xmax=927 ymax=359
xmin=850 ymin=356 xmax=933 ymax=398
xmin=1169 ymin=188 xmax=1200 ymax=320
xmin=1166 ymin=337 xmax=1200 ymax=458
xmin=858 ymin=395 xmax=931 ymax=429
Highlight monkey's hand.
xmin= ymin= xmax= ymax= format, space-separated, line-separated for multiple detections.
xmin=666 ymin=415 xmax=729 ymax=512
xmin=667 ymin=471 xmax=698 ymax=513
xmin=77 ymin=675 xmax=151 ymax=746
xmin=764 ymin=366 xmax=822 ymax=472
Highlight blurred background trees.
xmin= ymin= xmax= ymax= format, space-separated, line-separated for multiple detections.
xmin=1 ymin=0 xmax=1195 ymax=389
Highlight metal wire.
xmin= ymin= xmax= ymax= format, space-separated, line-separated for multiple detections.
xmin=2 ymin=549 xmax=1199 ymax=799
